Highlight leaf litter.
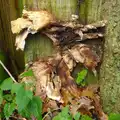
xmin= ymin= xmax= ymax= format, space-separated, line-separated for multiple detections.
xmin=11 ymin=10 xmax=107 ymax=120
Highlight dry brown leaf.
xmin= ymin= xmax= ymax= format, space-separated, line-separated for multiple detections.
xmin=68 ymin=46 xmax=85 ymax=63
xmin=57 ymin=59 xmax=81 ymax=98
xmin=46 ymin=76 xmax=62 ymax=102
xmin=69 ymin=44 xmax=100 ymax=70
xmin=43 ymin=100 xmax=59 ymax=113
xmin=70 ymin=96 xmax=94 ymax=116
xmin=62 ymin=52 xmax=76 ymax=71
xmin=79 ymin=96 xmax=94 ymax=110
xmin=32 ymin=60 xmax=63 ymax=102
xmin=31 ymin=61 xmax=50 ymax=100
xmin=81 ymin=89 xmax=94 ymax=99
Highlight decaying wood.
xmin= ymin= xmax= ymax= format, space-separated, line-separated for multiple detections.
xmin=31 ymin=42 xmax=100 ymax=103
xmin=11 ymin=9 xmax=107 ymax=119
xmin=44 ymin=20 xmax=106 ymax=46
xmin=11 ymin=9 xmax=106 ymax=50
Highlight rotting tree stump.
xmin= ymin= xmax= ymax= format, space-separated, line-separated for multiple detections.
xmin=20 ymin=0 xmax=105 ymax=86
xmin=11 ymin=8 xmax=107 ymax=119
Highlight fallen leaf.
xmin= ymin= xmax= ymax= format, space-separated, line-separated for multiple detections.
xmin=43 ymin=100 xmax=59 ymax=113
xmin=62 ymin=51 xmax=76 ymax=71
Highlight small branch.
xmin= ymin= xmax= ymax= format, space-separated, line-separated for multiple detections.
xmin=0 ymin=60 xmax=17 ymax=83
xmin=42 ymin=108 xmax=61 ymax=120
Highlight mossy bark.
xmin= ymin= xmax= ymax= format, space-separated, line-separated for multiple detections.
xmin=100 ymin=0 xmax=120 ymax=113
xmin=79 ymin=0 xmax=120 ymax=113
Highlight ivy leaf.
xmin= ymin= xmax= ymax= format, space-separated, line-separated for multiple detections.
xmin=109 ymin=113 xmax=120 ymax=120
xmin=0 ymin=90 xmax=3 ymax=105
xmin=20 ymin=69 xmax=34 ymax=78
xmin=16 ymin=85 xmax=33 ymax=112
xmin=4 ymin=102 xmax=16 ymax=119
xmin=74 ymin=112 xmax=81 ymax=120
xmin=0 ymin=78 xmax=13 ymax=90
xmin=76 ymin=69 xmax=87 ymax=85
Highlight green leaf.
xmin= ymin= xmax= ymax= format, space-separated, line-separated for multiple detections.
xmin=109 ymin=113 xmax=120 ymax=120
xmin=27 ymin=96 xmax=42 ymax=120
xmin=61 ymin=106 xmax=69 ymax=117
xmin=11 ymin=83 xmax=23 ymax=94
xmin=74 ymin=112 xmax=81 ymax=120
xmin=16 ymin=85 xmax=33 ymax=112
xmin=3 ymin=102 xmax=16 ymax=119
xmin=20 ymin=108 xmax=31 ymax=119
xmin=3 ymin=94 xmax=13 ymax=102
xmin=20 ymin=69 xmax=34 ymax=78
xmin=76 ymin=69 xmax=87 ymax=85
xmin=0 ymin=90 xmax=3 ymax=105
xmin=0 ymin=78 xmax=13 ymax=90
xmin=20 ymin=96 xmax=42 ymax=120
xmin=81 ymin=115 xmax=92 ymax=120
xmin=53 ymin=106 xmax=72 ymax=120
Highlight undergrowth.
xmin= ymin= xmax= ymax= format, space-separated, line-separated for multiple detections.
xmin=0 ymin=62 xmax=120 ymax=119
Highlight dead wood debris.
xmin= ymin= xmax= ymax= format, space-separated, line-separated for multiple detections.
xmin=11 ymin=10 xmax=107 ymax=119
xmin=11 ymin=10 xmax=106 ymax=50
xmin=30 ymin=49 xmax=106 ymax=119
xmin=11 ymin=10 xmax=54 ymax=50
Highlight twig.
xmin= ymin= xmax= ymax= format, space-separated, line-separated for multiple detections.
xmin=42 ymin=108 xmax=61 ymax=120
xmin=0 ymin=60 xmax=17 ymax=83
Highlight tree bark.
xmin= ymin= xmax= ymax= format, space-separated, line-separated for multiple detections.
xmin=4 ymin=0 xmax=120 ymax=113
xmin=0 ymin=0 xmax=24 ymax=76
xmin=100 ymin=0 xmax=120 ymax=113
xmin=23 ymin=0 xmax=78 ymax=63
xmin=79 ymin=0 xmax=120 ymax=113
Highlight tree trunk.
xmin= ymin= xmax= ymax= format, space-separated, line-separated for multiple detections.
xmin=0 ymin=0 xmax=24 ymax=76
xmin=79 ymin=0 xmax=120 ymax=113
xmin=100 ymin=0 xmax=120 ymax=113
xmin=3 ymin=0 xmax=120 ymax=113
xmin=23 ymin=0 xmax=78 ymax=63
